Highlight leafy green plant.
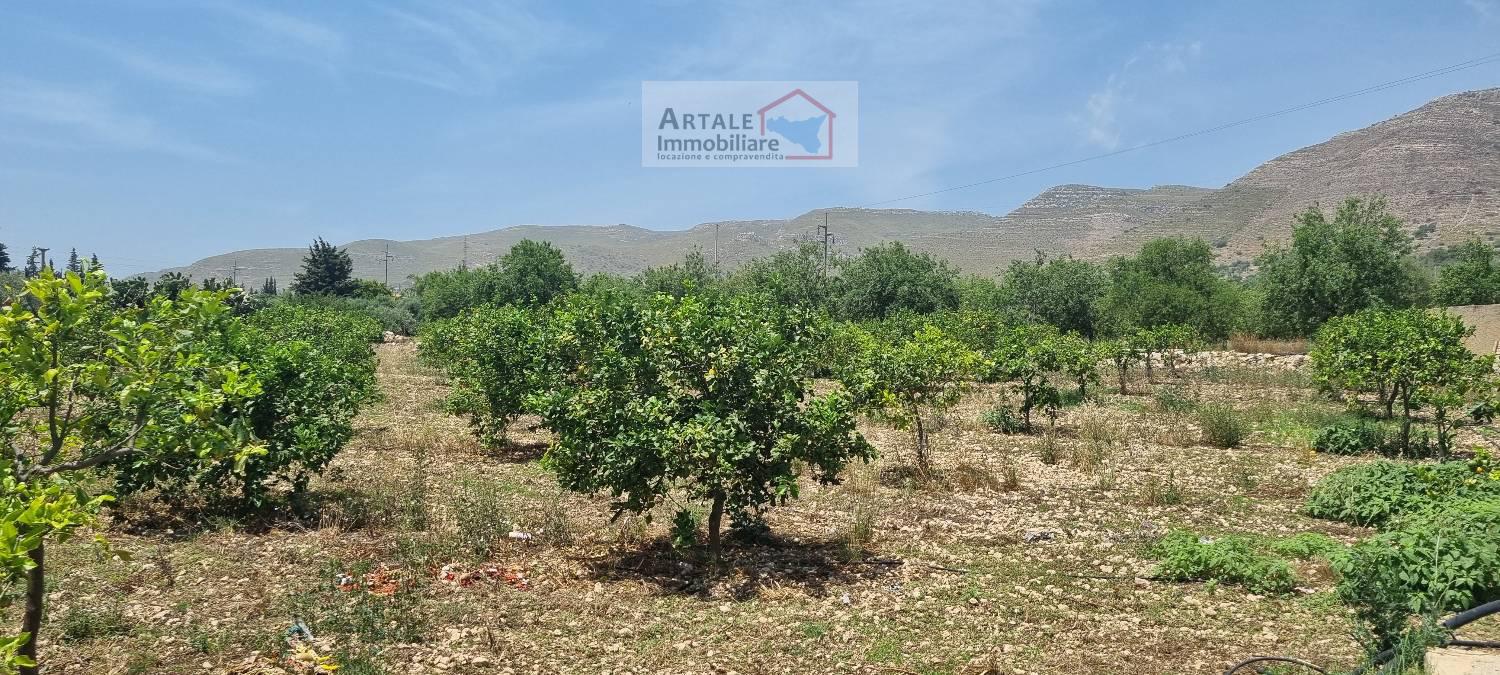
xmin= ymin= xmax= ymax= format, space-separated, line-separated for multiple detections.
xmin=1311 ymin=308 xmax=1495 ymax=457
xmin=981 ymin=405 xmax=1025 ymax=435
xmin=0 ymin=270 xmax=263 ymax=673
xmin=1335 ymin=498 xmax=1500 ymax=651
xmin=1153 ymin=387 xmax=1197 ymax=414
xmin=1304 ymin=460 xmax=1500 ymax=528
xmin=111 ymin=302 xmax=381 ymax=511
xmin=1197 ymin=404 xmax=1249 ymax=448
xmin=1312 ymin=420 xmax=1392 ymax=456
xmin=670 ymin=509 xmax=701 ymax=551
xmin=1266 ymin=532 xmax=1343 ymax=560
xmin=1150 ymin=529 xmax=1296 ymax=594
xmin=987 ymin=325 xmax=1065 ymax=431
xmin=533 ymin=291 xmax=873 ymax=559
xmin=842 ymin=324 xmax=979 ymax=471
xmin=420 ymin=305 xmax=541 ymax=448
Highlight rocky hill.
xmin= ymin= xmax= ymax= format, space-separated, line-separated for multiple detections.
xmin=154 ymin=88 xmax=1500 ymax=285
xmin=1090 ymin=88 xmax=1500 ymax=261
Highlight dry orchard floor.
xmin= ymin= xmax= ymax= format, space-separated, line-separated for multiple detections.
xmin=26 ymin=343 xmax=1497 ymax=674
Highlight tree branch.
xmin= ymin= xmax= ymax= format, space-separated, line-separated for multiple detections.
xmin=25 ymin=416 xmax=146 ymax=480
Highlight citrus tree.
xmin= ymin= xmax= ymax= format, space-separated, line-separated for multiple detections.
xmin=420 ymin=304 xmax=543 ymax=447
xmin=843 ymin=324 xmax=979 ymax=471
xmin=1312 ymin=308 xmax=1494 ymax=456
xmin=1096 ymin=338 xmax=1144 ymax=395
xmin=987 ymin=325 xmax=1065 ymax=431
xmin=0 ymin=270 xmax=262 ymax=673
xmin=532 ymin=290 xmax=872 ymax=559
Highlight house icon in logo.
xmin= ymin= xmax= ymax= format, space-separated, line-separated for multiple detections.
xmin=757 ymin=88 xmax=835 ymax=160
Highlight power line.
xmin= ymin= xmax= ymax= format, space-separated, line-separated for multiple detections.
xmin=861 ymin=50 xmax=1500 ymax=208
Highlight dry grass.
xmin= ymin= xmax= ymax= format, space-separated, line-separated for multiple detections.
xmin=24 ymin=342 xmax=1413 ymax=675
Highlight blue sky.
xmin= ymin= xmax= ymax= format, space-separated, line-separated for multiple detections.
xmin=1 ymin=1 xmax=1498 ymax=276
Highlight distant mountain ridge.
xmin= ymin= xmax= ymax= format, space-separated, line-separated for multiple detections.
xmin=153 ymin=88 xmax=1500 ymax=286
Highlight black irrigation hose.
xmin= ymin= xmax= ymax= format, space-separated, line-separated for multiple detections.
xmin=1222 ymin=656 xmax=1328 ymax=674
xmin=1226 ymin=599 xmax=1500 ymax=675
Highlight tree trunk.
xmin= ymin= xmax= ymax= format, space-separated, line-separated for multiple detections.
xmin=707 ymin=492 xmax=725 ymax=562
xmin=19 ymin=542 xmax=44 ymax=675
xmin=914 ymin=416 xmax=928 ymax=472
xmin=1117 ymin=361 xmax=1128 ymax=395
xmin=1399 ymin=392 xmax=1414 ymax=457
xmin=1077 ymin=377 xmax=1088 ymax=400
xmin=1144 ymin=353 xmax=1155 ymax=384
xmin=1379 ymin=381 xmax=1392 ymax=418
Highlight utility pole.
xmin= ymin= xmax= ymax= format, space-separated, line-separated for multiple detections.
xmin=229 ymin=259 xmax=246 ymax=285
xmin=816 ymin=213 xmax=834 ymax=278
xmin=713 ymin=223 xmax=720 ymax=278
xmin=462 ymin=237 xmax=469 ymax=269
xmin=34 ymin=247 xmax=50 ymax=272
xmin=383 ymin=243 xmax=395 ymax=286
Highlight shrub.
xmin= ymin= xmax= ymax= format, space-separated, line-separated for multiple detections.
xmin=1152 ymin=387 xmax=1197 ymax=414
xmin=1304 ymin=460 xmax=1500 ymax=528
xmin=1312 ymin=420 xmax=1392 ymax=456
xmin=1335 ymin=498 xmax=1500 ymax=650
xmin=274 ymin=293 xmax=419 ymax=335
xmin=981 ymin=405 xmax=1025 ymax=435
xmin=1197 ymin=404 xmax=1249 ymax=448
xmin=1150 ymin=529 xmax=1297 ymax=594
xmin=1266 ymin=532 xmax=1343 ymax=560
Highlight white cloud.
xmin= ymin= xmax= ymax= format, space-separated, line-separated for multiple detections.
xmin=0 ymin=77 xmax=229 ymax=161
xmin=210 ymin=1 xmax=347 ymax=68
xmin=1076 ymin=40 xmax=1204 ymax=149
xmin=60 ymin=34 xmax=255 ymax=96
xmin=372 ymin=1 xmax=589 ymax=95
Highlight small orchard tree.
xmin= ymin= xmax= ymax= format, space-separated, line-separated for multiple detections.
xmin=844 ymin=324 xmax=979 ymax=471
xmin=1096 ymin=338 xmax=1143 ymax=395
xmin=1052 ymin=332 xmax=1099 ymax=399
xmin=1312 ymin=308 xmax=1494 ymax=456
xmin=1154 ymin=324 xmax=1199 ymax=377
xmin=420 ymin=305 xmax=542 ymax=447
xmin=533 ymin=291 xmax=872 ymax=559
xmin=988 ymin=325 xmax=1065 ymax=431
xmin=0 ymin=270 xmax=262 ymax=673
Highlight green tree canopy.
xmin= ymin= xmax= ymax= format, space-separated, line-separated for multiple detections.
xmin=1101 ymin=237 xmax=1243 ymax=340
xmin=1433 ymin=239 xmax=1500 ymax=307
xmin=731 ymin=242 xmax=830 ymax=310
xmin=636 ymin=249 xmax=717 ymax=299
xmin=1311 ymin=308 xmax=1493 ymax=456
xmin=0 ymin=270 xmax=263 ymax=672
xmin=1254 ymin=197 xmax=1424 ymax=337
xmin=494 ymin=239 xmax=578 ymax=306
xmin=290 ymin=237 xmax=356 ymax=296
xmin=836 ymin=242 xmax=959 ymax=320
xmin=999 ymin=253 xmax=1106 ymax=338
xmin=532 ymin=291 xmax=872 ymax=558
xmin=0 ymin=243 xmax=10 ymax=274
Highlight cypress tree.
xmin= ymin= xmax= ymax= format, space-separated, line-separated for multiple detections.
xmin=290 ymin=238 xmax=355 ymax=296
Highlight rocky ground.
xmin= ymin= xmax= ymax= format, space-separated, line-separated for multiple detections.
xmin=21 ymin=343 xmax=1498 ymax=674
